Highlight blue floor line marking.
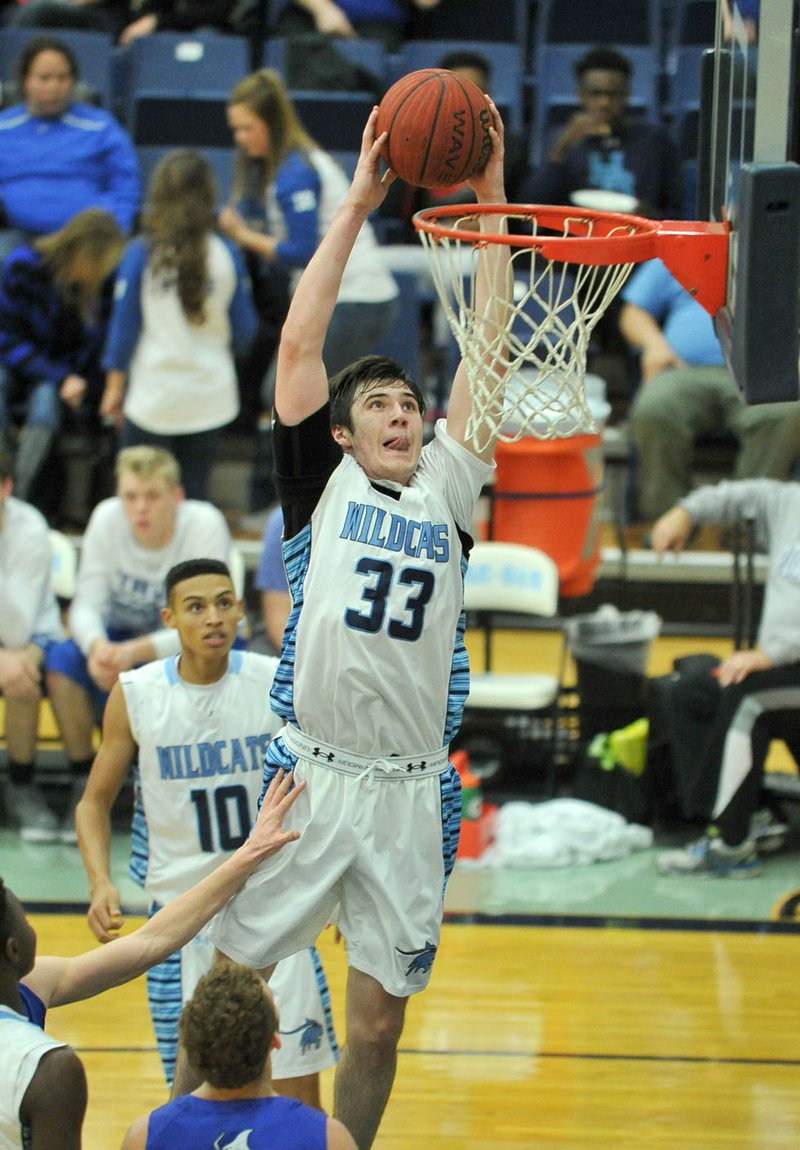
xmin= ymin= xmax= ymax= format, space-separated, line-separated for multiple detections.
xmin=443 ymin=909 xmax=800 ymax=934
xmin=27 ymin=905 xmax=800 ymax=935
xmin=77 ymin=1044 xmax=800 ymax=1069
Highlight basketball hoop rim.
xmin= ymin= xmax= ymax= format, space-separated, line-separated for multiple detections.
xmin=412 ymin=202 xmax=730 ymax=314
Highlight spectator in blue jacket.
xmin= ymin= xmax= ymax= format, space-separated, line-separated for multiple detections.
xmin=0 ymin=207 xmax=126 ymax=511
xmin=0 ymin=34 xmax=140 ymax=262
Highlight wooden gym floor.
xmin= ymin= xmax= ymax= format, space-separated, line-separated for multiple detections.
xmin=9 ymin=622 xmax=800 ymax=1148
xmin=35 ymin=911 xmax=800 ymax=1149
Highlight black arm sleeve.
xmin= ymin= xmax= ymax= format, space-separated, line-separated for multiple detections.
xmin=273 ymin=403 xmax=342 ymax=539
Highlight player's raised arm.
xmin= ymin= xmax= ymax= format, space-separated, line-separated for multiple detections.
xmin=25 ymin=770 xmax=305 ymax=1009
xmin=445 ymin=100 xmax=511 ymax=462
xmin=275 ymin=108 xmax=394 ymax=427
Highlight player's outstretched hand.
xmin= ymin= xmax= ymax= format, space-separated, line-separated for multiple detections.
xmin=247 ymin=768 xmax=305 ymax=862
xmin=468 ymin=99 xmax=506 ymax=204
xmin=350 ymin=107 xmax=395 ymax=216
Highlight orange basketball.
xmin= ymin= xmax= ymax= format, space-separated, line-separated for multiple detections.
xmin=375 ymin=68 xmax=492 ymax=188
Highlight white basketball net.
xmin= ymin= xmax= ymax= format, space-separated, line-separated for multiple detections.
xmin=415 ymin=209 xmax=642 ymax=453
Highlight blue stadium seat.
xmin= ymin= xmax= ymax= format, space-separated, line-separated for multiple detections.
xmin=664 ymin=1 xmax=717 ymax=128
xmin=0 ymin=27 xmax=114 ymax=108
xmin=391 ymin=39 xmax=525 ymax=134
xmin=288 ymin=89 xmax=376 ymax=152
xmin=411 ymin=0 xmax=529 ymax=45
xmin=115 ymin=32 xmax=250 ymax=147
xmin=535 ymin=0 xmax=662 ymax=48
xmin=262 ymin=35 xmax=389 ymax=91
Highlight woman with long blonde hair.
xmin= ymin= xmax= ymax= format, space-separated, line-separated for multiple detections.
xmin=220 ymin=69 xmax=398 ymax=381
xmin=102 ymin=148 xmax=257 ymax=500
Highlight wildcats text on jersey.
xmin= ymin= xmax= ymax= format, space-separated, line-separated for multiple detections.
xmin=157 ymin=734 xmax=271 ymax=780
xmin=340 ymin=501 xmax=450 ymax=561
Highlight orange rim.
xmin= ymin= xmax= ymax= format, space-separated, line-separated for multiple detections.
xmin=412 ymin=203 xmax=730 ymax=314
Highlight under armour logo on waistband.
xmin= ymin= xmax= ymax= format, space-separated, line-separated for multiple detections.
xmin=312 ymin=748 xmax=335 ymax=762
xmin=404 ymin=761 xmax=428 ymax=772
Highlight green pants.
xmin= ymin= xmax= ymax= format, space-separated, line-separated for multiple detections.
xmin=629 ymin=365 xmax=800 ymax=520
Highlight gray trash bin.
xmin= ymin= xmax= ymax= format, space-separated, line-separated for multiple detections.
xmin=564 ymin=605 xmax=661 ymax=741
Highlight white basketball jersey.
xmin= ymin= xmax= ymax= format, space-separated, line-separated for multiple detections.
xmin=273 ymin=422 xmax=492 ymax=755
xmin=0 ymin=1008 xmax=65 ymax=1150
xmin=122 ymin=650 xmax=279 ymax=903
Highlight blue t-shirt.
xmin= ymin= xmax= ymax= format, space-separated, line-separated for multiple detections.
xmin=621 ymin=258 xmax=724 ymax=365
xmin=144 ymin=1092 xmax=326 ymax=1149
xmin=254 ymin=506 xmax=288 ymax=594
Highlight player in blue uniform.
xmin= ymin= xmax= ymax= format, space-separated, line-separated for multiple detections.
xmin=119 ymin=962 xmax=356 ymax=1150
xmin=209 ymin=104 xmax=510 ymax=1149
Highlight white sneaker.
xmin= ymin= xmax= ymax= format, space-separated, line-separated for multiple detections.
xmin=656 ymin=831 xmax=761 ymax=878
xmin=749 ymin=809 xmax=788 ymax=855
xmin=3 ymin=782 xmax=59 ymax=843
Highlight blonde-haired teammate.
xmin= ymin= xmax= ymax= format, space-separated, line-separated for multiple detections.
xmin=45 ymin=445 xmax=232 ymax=842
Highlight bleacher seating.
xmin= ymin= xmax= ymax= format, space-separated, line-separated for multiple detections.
xmin=286 ymin=89 xmax=377 ymax=152
xmin=263 ymin=34 xmax=390 ymax=93
xmin=114 ymin=31 xmax=250 ymax=147
xmin=411 ymin=0 xmax=530 ymax=46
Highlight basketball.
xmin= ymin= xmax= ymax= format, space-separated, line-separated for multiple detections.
xmin=375 ymin=68 xmax=492 ymax=188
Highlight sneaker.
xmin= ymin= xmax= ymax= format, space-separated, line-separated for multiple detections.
xmin=3 ymin=782 xmax=59 ymax=843
xmin=59 ymin=777 xmax=86 ymax=845
xmin=749 ymin=809 xmax=788 ymax=855
xmin=656 ymin=831 xmax=762 ymax=878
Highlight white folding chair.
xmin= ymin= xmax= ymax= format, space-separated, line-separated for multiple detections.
xmin=458 ymin=541 xmax=563 ymax=793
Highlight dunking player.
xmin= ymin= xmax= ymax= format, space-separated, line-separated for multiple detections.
xmin=75 ymin=559 xmax=337 ymax=1101
xmin=208 ymin=105 xmax=509 ymax=1149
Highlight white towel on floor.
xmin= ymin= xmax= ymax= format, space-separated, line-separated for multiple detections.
xmin=474 ymin=798 xmax=653 ymax=868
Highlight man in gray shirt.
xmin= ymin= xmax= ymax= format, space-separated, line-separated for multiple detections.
xmin=652 ymin=478 xmax=800 ymax=876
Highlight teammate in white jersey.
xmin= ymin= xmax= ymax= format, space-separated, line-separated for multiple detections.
xmin=209 ymin=106 xmax=510 ymax=1150
xmin=45 ymin=445 xmax=233 ymax=843
xmin=75 ymin=557 xmax=337 ymax=1103
xmin=0 ymin=444 xmax=65 ymax=842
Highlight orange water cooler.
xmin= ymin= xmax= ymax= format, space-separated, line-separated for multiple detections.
xmin=490 ymin=433 xmax=604 ymax=598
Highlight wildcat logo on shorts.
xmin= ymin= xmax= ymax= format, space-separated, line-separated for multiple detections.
xmin=280 ymin=1017 xmax=323 ymax=1053
xmin=396 ymin=941 xmax=437 ymax=976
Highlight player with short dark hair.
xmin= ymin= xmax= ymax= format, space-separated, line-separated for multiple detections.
xmin=208 ymin=104 xmax=508 ymax=1150
xmin=75 ymin=559 xmax=337 ymax=1099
